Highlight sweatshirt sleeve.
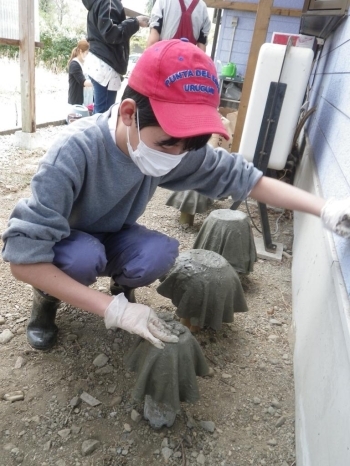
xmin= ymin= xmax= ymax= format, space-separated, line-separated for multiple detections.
xmin=96 ymin=0 xmax=139 ymax=44
xmin=1 ymin=136 xmax=87 ymax=265
xmin=159 ymin=144 xmax=263 ymax=201
xmin=69 ymin=60 xmax=86 ymax=86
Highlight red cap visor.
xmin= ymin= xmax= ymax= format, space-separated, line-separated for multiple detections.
xmin=150 ymin=99 xmax=230 ymax=140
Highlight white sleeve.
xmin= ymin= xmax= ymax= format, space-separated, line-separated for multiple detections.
xmin=149 ymin=0 xmax=164 ymax=29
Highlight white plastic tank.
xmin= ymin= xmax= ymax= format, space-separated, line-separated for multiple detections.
xmin=239 ymin=43 xmax=314 ymax=170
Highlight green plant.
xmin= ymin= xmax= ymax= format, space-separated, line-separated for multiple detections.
xmin=36 ymin=31 xmax=81 ymax=72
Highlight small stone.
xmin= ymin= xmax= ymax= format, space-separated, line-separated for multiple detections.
xmin=81 ymin=439 xmax=100 ymax=456
xmin=110 ymin=395 xmax=122 ymax=407
xmin=275 ymin=416 xmax=286 ymax=427
xmin=174 ymin=451 xmax=182 ymax=458
xmin=3 ymin=391 xmax=24 ymax=402
xmin=197 ymin=452 xmax=206 ymax=464
xmin=56 ymin=460 xmax=65 ymax=466
xmin=269 ymin=359 xmax=279 ymax=365
xmin=0 ymin=316 xmax=5 ymax=325
xmin=131 ymin=409 xmax=142 ymax=423
xmin=31 ymin=415 xmax=40 ymax=423
xmin=253 ymin=397 xmax=261 ymax=405
xmin=267 ymin=407 xmax=275 ymax=415
xmin=267 ymin=438 xmax=277 ymax=446
xmin=221 ymin=373 xmax=232 ymax=379
xmin=93 ymin=353 xmax=109 ymax=368
xmin=160 ymin=439 xmax=168 ymax=450
xmin=14 ymin=357 xmax=25 ymax=369
xmin=58 ymin=428 xmax=71 ymax=439
xmin=268 ymin=334 xmax=279 ymax=341
xmin=95 ymin=365 xmax=113 ymax=375
xmin=43 ymin=440 xmax=51 ymax=451
xmin=162 ymin=447 xmax=173 ymax=463
xmin=80 ymin=392 xmax=101 ymax=407
xmin=271 ymin=399 xmax=282 ymax=409
xmin=270 ymin=319 xmax=282 ymax=326
xmin=124 ymin=423 xmax=132 ymax=432
xmin=186 ymin=415 xmax=197 ymax=429
xmin=107 ymin=385 xmax=116 ymax=394
xmin=4 ymin=443 xmax=15 ymax=451
xmin=70 ymin=396 xmax=81 ymax=408
xmin=0 ymin=329 xmax=14 ymax=344
xmin=71 ymin=425 xmax=81 ymax=434
xmin=199 ymin=421 xmax=215 ymax=433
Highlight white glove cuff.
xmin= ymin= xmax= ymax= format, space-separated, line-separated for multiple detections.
xmin=104 ymin=293 xmax=129 ymax=329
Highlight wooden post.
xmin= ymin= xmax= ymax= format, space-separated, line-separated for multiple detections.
xmin=231 ymin=0 xmax=275 ymax=152
xmin=19 ymin=0 xmax=36 ymax=133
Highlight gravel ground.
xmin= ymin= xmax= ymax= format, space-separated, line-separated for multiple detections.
xmin=0 ymin=124 xmax=296 ymax=466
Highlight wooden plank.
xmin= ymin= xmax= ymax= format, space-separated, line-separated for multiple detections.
xmin=205 ymin=1 xmax=258 ymax=11
xmin=19 ymin=0 xmax=36 ymax=133
xmin=231 ymin=0 xmax=274 ymax=152
xmin=0 ymin=37 xmax=44 ymax=48
xmin=270 ymin=7 xmax=301 ymax=17
xmin=204 ymin=1 xmax=301 ymax=16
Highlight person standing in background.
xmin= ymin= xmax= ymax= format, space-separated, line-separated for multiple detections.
xmin=146 ymin=0 xmax=211 ymax=52
xmin=82 ymin=0 xmax=149 ymax=114
xmin=68 ymin=39 xmax=92 ymax=106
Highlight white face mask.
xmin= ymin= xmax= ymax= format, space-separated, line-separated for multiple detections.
xmin=126 ymin=112 xmax=188 ymax=177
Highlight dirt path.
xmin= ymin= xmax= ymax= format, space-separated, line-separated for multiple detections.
xmin=0 ymin=126 xmax=295 ymax=466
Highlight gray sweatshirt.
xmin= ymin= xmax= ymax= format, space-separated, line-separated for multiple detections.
xmin=2 ymin=109 xmax=262 ymax=264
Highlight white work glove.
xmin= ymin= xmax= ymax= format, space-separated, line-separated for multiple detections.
xmin=104 ymin=293 xmax=179 ymax=349
xmin=321 ymin=198 xmax=350 ymax=238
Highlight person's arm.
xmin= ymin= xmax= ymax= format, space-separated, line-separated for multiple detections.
xmin=69 ymin=61 xmax=86 ymax=87
xmin=196 ymin=6 xmax=211 ymax=52
xmin=96 ymin=0 xmax=148 ymax=44
xmin=147 ymin=0 xmax=162 ymax=48
xmin=250 ymin=176 xmax=325 ymax=216
xmin=11 ymin=262 xmax=111 ymax=316
xmin=10 ymin=262 xmax=178 ymax=349
xmin=147 ymin=28 xmax=161 ymax=48
xmin=250 ymin=176 xmax=350 ymax=238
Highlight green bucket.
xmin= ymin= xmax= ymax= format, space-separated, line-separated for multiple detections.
xmin=221 ymin=62 xmax=237 ymax=78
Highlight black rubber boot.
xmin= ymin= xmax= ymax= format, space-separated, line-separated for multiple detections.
xmin=109 ymin=279 xmax=136 ymax=303
xmin=26 ymin=288 xmax=60 ymax=350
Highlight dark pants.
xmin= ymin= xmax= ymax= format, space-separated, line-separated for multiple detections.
xmin=52 ymin=224 xmax=179 ymax=288
xmin=90 ymin=77 xmax=117 ymax=114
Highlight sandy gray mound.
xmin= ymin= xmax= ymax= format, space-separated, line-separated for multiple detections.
xmin=157 ymin=249 xmax=248 ymax=330
xmin=124 ymin=321 xmax=210 ymax=413
xmin=166 ymin=190 xmax=213 ymax=215
xmin=193 ymin=209 xmax=257 ymax=274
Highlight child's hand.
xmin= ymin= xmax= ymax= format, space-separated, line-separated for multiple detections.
xmin=321 ymin=198 xmax=350 ymax=238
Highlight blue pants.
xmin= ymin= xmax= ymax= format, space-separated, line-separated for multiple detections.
xmin=90 ymin=77 xmax=117 ymax=114
xmin=52 ymin=224 xmax=179 ymax=288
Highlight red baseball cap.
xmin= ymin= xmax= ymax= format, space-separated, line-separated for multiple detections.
xmin=128 ymin=39 xmax=229 ymax=140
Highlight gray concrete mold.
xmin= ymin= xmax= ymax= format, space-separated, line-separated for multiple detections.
xmin=193 ymin=209 xmax=257 ymax=274
xmin=124 ymin=320 xmax=210 ymax=413
xmin=157 ymin=249 xmax=248 ymax=330
xmin=166 ymin=190 xmax=213 ymax=215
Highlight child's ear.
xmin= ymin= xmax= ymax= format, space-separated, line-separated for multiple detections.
xmin=119 ymin=99 xmax=137 ymax=126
